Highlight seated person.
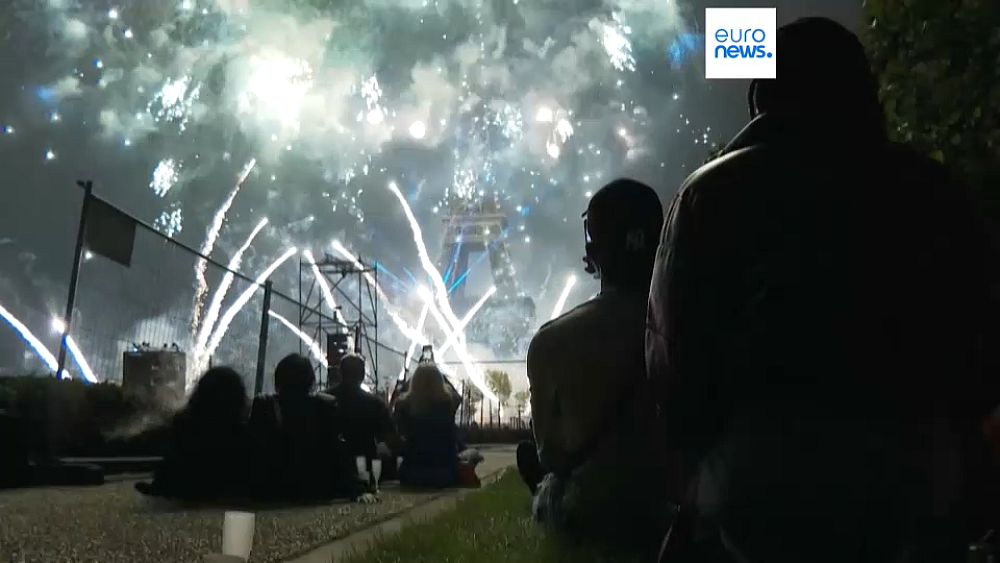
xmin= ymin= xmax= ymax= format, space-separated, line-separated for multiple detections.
xmin=249 ymin=354 xmax=366 ymax=501
xmin=327 ymin=354 xmax=395 ymax=464
xmin=137 ymin=367 xmax=249 ymax=499
xmin=523 ymin=179 xmax=674 ymax=554
xmin=393 ymin=363 xmax=462 ymax=488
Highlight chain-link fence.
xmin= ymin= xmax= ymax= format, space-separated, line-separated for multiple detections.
xmin=62 ymin=191 xmax=377 ymax=400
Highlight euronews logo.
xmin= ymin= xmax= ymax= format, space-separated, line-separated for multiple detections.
xmin=714 ymin=29 xmax=773 ymax=59
xmin=705 ymin=8 xmax=776 ymax=79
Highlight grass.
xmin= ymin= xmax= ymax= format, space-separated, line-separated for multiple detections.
xmin=343 ymin=470 xmax=648 ymax=563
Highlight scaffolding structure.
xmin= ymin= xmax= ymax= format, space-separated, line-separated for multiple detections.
xmin=298 ymin=253 xmax=380 ymax=391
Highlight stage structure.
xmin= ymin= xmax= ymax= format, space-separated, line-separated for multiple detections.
xmin=298 ymin=254 xmax=379 ymax=391
xmin=439 ymin=195 xmax=536 ymax=356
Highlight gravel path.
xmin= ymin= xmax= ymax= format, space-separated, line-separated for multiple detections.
xmin=0 ymin=480 xmax=448 ymax=562
xmin=0 ymin=447 xmax=515 ymax=563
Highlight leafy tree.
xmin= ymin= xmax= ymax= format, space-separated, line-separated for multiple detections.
xmin=862 ymin=0 xmax=1000 ymax=216
xmin=513 ymin=390 xmax=530 ymax=412
xmin=485 ymin=370 xmax=512 ymax=424
xmin=485 ymin=370 xmax=512 ymax=407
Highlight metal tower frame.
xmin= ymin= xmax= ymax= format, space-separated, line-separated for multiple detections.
xmin=298 ymin=253 xmax=380 ymax=391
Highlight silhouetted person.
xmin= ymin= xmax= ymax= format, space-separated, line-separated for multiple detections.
xmin=249 ymin=354 xmax=362 ymax=501
xmin=525 ymin=178 xmax=672 ymax=554
xmin=647 ymin=18 xmax=1000 ymax=563
xmin=137 ymin=367 xmax=249 ymax=499
xmin=328 ymin=354 xmax=394 ymax=461
xmin=393 ymin=363 xmax=461 ymax=488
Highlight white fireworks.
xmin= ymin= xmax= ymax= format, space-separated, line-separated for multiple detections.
xmin=192 ymin=217 xmax=269 ymax=376
xmin=147 ymin=75 xmax=201 ymax=132
xmin=191 ymin=158 xmax=257 ymax=332
xmin=598 ymin=20 xmax=636 ymax=72
xmin=202 ymin=246 xmax=298 ymax=376
xmin=550 ymin=274 xmax=577 ymax=320
xmin=268 ymin=310 xmax=327 ymax=368
xmin=0 ymin=303 xmax=58 ymax=372
xmin=150 ymin=158 xmax=181 ymax=197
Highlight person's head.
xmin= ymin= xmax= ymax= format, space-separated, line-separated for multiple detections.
xmin=401 ymin=363 xmax=452 ymax=415
xmin=748 ymin=18 xmax=884 ymax=136
xmin=185 ymin=366 xmax=247 ymax=423
xmin=582 ymin=178 xmax=664 ymax=290
xmin=339 ymin=354 xmax=366 ymax=389
xmin=274 ymin=353 xmax=315 ymax=396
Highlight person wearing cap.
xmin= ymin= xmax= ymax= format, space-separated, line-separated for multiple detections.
xmin=521 ymin=178 xmax=675 ymax=554
xmin=647 ymin=17 xmax=1000 ymax=562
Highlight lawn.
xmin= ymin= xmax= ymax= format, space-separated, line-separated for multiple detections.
xmin=344 ymin=470 xmax=648 ymax=563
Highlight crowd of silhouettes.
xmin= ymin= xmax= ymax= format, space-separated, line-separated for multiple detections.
xmin=137 ymin=350 xmax=480 ymax=503
xmin=518 ymin=16 xmax=1000 ymax=563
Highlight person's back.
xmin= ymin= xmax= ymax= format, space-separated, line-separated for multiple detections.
xmin=394 ymin=364 xmax=460 ymax=488
xmin=527 ymin=179 xmax=672 ymax=553
xmin=140 ymin=367 xmax=250 ymax=500
xmin=329 ymin=355 xmax=394 ymax=460
xmin=249 ymin=354 xmax=360 ymax=500
xmin=647 ymin=18 xmax=1000 ymax=562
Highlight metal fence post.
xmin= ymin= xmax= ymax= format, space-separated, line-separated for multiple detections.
xmin=56 ymin=180 xmax=93 ymax=379
xmin=255 ymin=281 xmax=273 ymax=396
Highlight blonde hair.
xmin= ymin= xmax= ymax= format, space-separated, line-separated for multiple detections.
xmin=402 ymin=363 xmax=452 ymax=415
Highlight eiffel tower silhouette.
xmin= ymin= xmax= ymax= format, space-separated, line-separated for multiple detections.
xmin=438 ymin=196 xmax=518 ymax=308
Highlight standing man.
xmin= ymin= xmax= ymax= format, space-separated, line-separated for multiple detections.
xmin=522 ymin=178 xmax=675 ymax=555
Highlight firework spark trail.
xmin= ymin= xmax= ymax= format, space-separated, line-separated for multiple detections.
xmin=65 ymin=335 xmax=98 ymax=383
xmin=438 ymin=285 xmax=496 ymax=356
xmin=303 ymin=249 xmax=347 ymax=326
xmin=203 ymin=246 xmax=297 ymax=372
xmin=191 ymin=158 xmax=257 ymax=332
xmin=550 ymin=274 xmax=577 ymax=320
xmin=418 ymin=286 xmax=498 ymax=404
xmin=398 ymin=302 xmax=430 ymax=381
xmin=387 ymin=181 xmax=464 ymax=338
xmin=49 ymin=317 xmax=98 ymax=382
xmin=268 ymin=310 xmax=327 ymax=368
xmin=330 ymin=240 xmax=426 ymax=344
xmin=0 ymin=303 xmax=58 ymax=372
xmin=193 ymin=217 xmax=269 ymax=370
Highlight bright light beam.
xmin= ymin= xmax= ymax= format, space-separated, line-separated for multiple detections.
xmin=398 ymin=303 xmax=430 ymax=381
xmin=50 ymin=317 xmax=98 ymax=383
xmin=418 ymin=286 xmax=498 ymax=404
xmin=194 ymin=217 xmax=269 ymax=367
xmin=387 ymin=181 xmax=464 ymax=337
xmin=0 ymin=303 xmax=58 ymax=372
xmin=550 ymin=275 xmax=577 ymax=320
xmin=192 ymin=158 xmax=257 ymax=331
xmin=439 ymin=285 xmax=496 ymax=356
xmin=268 ymin=310 xmax=327 ymax=368
xmin=331 ymin=240 xmax=426 ymax=344
xmin=204 ymin=246 xmax=297 ymax=363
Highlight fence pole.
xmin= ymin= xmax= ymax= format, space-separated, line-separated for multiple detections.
xmin=56 ymin=180 xmax=93 ymax=379
xmin=255 ymin=281 xmax=273 ymax=396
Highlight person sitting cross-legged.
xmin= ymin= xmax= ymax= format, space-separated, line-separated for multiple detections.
xmin=249 ymin=354 xmax=368 ymax=502
xmin=328 ymin=354 xmax=396 ymax=474
xmin=136 ymin=366 xmax=250 ymax=500
xmin=522 ymin=178 xmax=676 ymax=556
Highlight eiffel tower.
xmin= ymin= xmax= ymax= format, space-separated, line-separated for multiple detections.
xmin=438 ymin=196 xmax=534 ymax=356
xmin=439 ymin=197 xmax=517 ymax=306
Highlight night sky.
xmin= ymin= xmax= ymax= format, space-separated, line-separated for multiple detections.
xmin=0 ymin=0 xmax=862 ymax=387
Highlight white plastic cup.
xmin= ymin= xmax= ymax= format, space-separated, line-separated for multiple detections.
xmin=372 ymin=459 xmax=383 ymax=484
xmin=355 ymin=456 xmax=367 ymax=475
xmin=222 ymin=511 xmax=255 ymax=560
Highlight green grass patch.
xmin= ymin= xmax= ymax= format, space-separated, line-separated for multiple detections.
xmin=344 ymin=470 xmax=647 ymax=563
